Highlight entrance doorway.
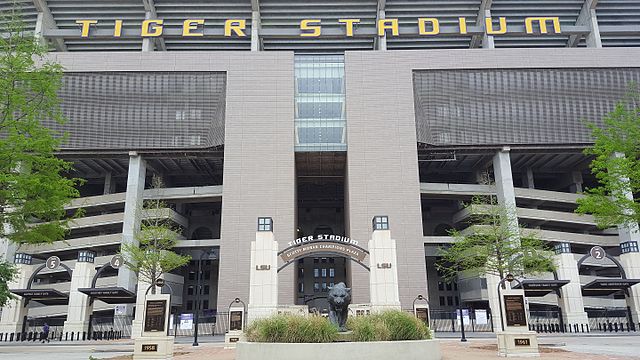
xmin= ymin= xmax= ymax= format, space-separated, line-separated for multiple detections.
xmin=295 ymin=152 xmax=348 ymax=311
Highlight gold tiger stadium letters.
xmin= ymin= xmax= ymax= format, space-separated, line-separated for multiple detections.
xmin=75 ymin=17 xmax=562 ymax=38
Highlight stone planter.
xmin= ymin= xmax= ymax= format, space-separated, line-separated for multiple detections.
xmin=236 ymin=340 xmax=442 ymax=360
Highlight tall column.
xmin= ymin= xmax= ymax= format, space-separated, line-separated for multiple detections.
xmin=489 ymin=148 xmax=520 ymax=330
xmin=554 ymin=244 xmax=589 ymax=328
xmin=369 ymin=217 xmax=401 ymax=311
xmin=218 ymin=53 xmax=295 ymax=310
xmin=118 ymin=153 xmax=146 ymax=315
xmin=612 ymin=152 xmax=640 ymax=323
xmin=63 ymin=251 xmax=97 ymax=334
xmin=130 ymin=277 xmax=152 ymax=340
xmin=618 ymin=220 xmax=640 ymax=324
xmin=104 ymin=172 xmax=115 ymax=195
xmin=0 ymin=253 xmax=33 ymax=334
xmin=248 ymin=218 xmax=279 ymax=322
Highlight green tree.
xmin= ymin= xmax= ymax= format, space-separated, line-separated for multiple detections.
xmin=576 ymin=86 xmax=640 ymax=229
xmin=437 ymin=196 xmax=555 ymax=283
xmin=0 ymin=4 xmax=82 ymax=306
xmin=120 ymin=176 xmax=191 ymax=294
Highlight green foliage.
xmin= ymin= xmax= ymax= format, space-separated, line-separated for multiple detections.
xmin=347 ymin=310 xmax=431 ymax=342
xmin=245 ymin=314 xmax=339 ymax=343
xmin=576 ymin=85 xmax=640 ymax=229
xmin=0 ymin=260 xmax=17 ymax=307
xmin=246 ymin=311 xmax=432 ymax=343
xmin=437 ymin=196 xmax=556 ymax=282
xmin=0 ymin=4 xmax=83 ymax=246
xmin=120 ymin=176 xmax=190 ymax=290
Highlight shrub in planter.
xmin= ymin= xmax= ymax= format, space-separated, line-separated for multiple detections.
xmin=246 ymin=314 xmax=339 ymax=343
xmin=347 ymin=311 xmax=432 ymax=342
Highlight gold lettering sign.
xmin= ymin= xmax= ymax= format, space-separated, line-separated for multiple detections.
xmin=72 ymin=16 xmax=561 ymax=39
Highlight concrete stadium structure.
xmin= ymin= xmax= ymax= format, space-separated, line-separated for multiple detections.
xmin=1 ymin=0 xmax=640 ymax=338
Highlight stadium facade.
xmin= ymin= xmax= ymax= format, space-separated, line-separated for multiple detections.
xmin=1 ymin=0 xmax=640 ymax=337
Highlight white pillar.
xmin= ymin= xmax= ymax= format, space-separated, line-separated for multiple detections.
xmin=104 ymin=172 xmax=115 ymax=195
xmin=130 ymin=278 xmax=152 ymax=340
xmin=0 ymin=257 xmax=32 ymax=334
xmin=118 ymin=153 xmax=146 ymax=320
xmin=369 ymin=228 xmax=401 ymax=311
xmin=63 ymin=253 xmax=96 ymax=334
xmin=554 ymin=250 xmax=589 ymax=328
xmin=376 ymin=10 xmax=387 ymax=51
xmin=251 ymin=10 xmax=261 ymax=51
xmin=489 ymin=148 xmax=521 ymax=330
xmin=248 ymin=223 xmax=279 ymax=323
xmin=619 ymin=224 xmax=640 ymax=324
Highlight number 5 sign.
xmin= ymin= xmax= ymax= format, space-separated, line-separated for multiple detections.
xmin=45 ymin=256 xmax=61 ymax=270
xmin=590 ymin=246 xmax=606 ymax=260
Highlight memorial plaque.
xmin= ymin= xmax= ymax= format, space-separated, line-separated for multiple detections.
xmin=142 ymin=344 xmax=158 ymax=352
xmin=504 ymin=295 xmax=527 ymax=327
xmin=415 ymin=308 xmax=430 ymax=325
xmin=144 ymin=300 xmax=167 ymax=332
xmin=229 ymin=311 xmax=243 ymax=331
xmin=514 ymin=338 xmax=531 ymax=346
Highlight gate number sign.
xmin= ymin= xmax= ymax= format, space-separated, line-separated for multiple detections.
xmin=590 ymin=246 xmax=606 ymax=260
xmin=45 ymin=256 xmax=61 ymax=270
xmin=110 ymin=255 xmax=124 ymax=269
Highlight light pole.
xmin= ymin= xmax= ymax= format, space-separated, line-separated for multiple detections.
xmin=457 ymin=273 xmax=467 ymax=342
xmin=193 ymin=248 xmax=216 ymax=347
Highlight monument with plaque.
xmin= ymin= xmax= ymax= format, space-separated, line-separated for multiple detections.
xmin=496 ymin=285 xmax=539 ymax=357
xmin=133 ymin=293 xmax=174 ymax=360
xmin=225 ymin=302 xmax=247 ymax=349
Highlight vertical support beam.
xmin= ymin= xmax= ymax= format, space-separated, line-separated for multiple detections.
xmin=0 ymin=259 xmax=32 ymax=334
xmin=554 ymin=248 xmax=589 ymax=329
xmin=488 ymin=148 xmax=520 ymax=330
xmin=470 ymin=0 xmax=494 ymax=49
xmin=63 ymin=252 xmax=96 ymax=334
xmin=375 ymin=0 xmax=387 ymax=50
xmin=141 ymin=0 xmax=166 ymax=51
xmin=32 ymin=0 xmax=67 ymax=51
xmin=118 ymin=153 xmax=146 ymax=297
xmin=568 ymin=0 xmax=601 ymax=48
xmin=569 ymin=171 xmax=583 ymax=193
xmin=524 ymin=168 xmax=535 ymax=189
xmin=251 ymin=0 xmax=261 ymax=51
xmin=103 ymin=172 xmax=114 ymax=195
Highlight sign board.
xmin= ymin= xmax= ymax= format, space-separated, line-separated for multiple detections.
xmin=456 ymin=309 xmax=470 ymax=325
xmin=415 ymin=308 xmax=429 ymax=325
xmin=475 ymin=309 xmax=488 ymax=325
xmin=45 ymin=256 xmax=61 ymax=270
xmin=590 ymin=246 xmax=606 ymax=260
xmin=144 ymin=300 xmax=167 ymax=332
xmin=110 ymin=255 xmax=124 ymax=269
xmin=280 ymin=241 xmax=367 ymax=263
xmin=142 ymin=344 xmax=158 ymax=352
xmin=504 ymin=295 xmax=527 ymax=327
xmin=114 ymin=305 xmax=126 ymax=316
xmin=229 ymin=310 xmax=243 ymax=331
xmin=515 ymin=338 xmax=531 ymax=346
xmin=179 ymin=313 xmax=194 ymax=330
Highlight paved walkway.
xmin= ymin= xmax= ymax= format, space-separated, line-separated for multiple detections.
xmin=0 ymin=335 xmax=639 ymax=360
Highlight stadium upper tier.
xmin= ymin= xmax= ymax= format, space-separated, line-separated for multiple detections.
xmin=1 ymin=0 xmax=639 ymax=52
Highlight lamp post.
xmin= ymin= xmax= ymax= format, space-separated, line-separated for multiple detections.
xmin=457 ymin=273 xmax=467 ymax=342
xmin=193 ymin=248 xmax=216 ymax=347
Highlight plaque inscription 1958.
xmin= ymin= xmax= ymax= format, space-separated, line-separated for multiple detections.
xmin=144 ymin=300 xmax=167 ymax=332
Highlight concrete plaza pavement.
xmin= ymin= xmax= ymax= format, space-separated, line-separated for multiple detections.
xmin=0 ymin=334 xmax=639 ymax=360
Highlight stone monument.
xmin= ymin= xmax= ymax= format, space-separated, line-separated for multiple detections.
xmin=133 ymin=293 xmax=174 ymax=360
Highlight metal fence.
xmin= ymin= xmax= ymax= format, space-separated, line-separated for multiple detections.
xmin=169 ymin=312 xmax=230 ymax=336
xmin=428 ymin=309 xmax=493 ymax=333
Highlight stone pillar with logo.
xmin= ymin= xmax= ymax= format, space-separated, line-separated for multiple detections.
xmin=0 ymin=253 xmax=33 ymax=335
xmin=63 ymin=250 xmax=97 ymax=335
xmin=368 ymin=216 xmax=401 ymax=312
xmin=496 ymin=276 xmax=539 ymax=357
xmin=133 ymin=288 xmax=173 ymax=360
xmin=247 ymin=217 xmax=279 ymax=323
